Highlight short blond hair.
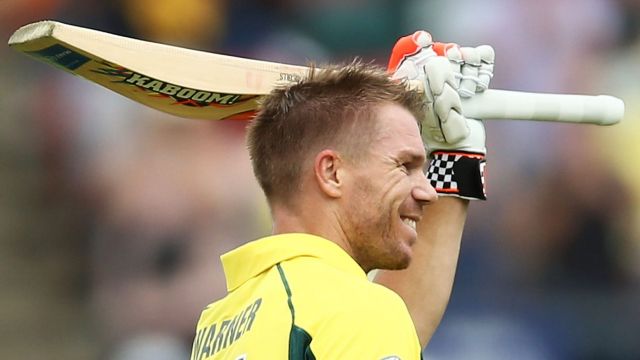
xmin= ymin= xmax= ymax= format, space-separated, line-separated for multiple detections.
xmin=247 ymin=61 xmax=426 ymax=206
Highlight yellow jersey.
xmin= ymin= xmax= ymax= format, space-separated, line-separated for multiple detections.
xmin=190 ymin=233 xmax=422 ymax=359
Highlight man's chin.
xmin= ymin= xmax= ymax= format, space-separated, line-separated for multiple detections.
xmin=380 ymin=252 xmax=412 ymax=270
xmin=396 ymin=256 xmax=412 ymax=270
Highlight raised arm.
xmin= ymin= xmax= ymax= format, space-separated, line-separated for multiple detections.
xmin=375 ymin=31 xmax=494 ymax=347
xmin=375 ymin=197 xmax=467 ymax=346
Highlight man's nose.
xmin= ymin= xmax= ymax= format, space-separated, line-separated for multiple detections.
xmin=413 ymin=174 xmax=438 ymax=204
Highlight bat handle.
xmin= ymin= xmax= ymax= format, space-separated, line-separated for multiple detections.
xmin=406 ymin=80 xmax=624 ymax=125
xmin=460 ymin=89 xmax=625 ymax=125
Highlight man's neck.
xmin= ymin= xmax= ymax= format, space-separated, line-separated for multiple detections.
xmin=271 ymin=203 xmax=354 ymax=261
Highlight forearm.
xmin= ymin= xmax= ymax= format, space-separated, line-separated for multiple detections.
xmin=374 ymin=196 xmax=468 ymax=347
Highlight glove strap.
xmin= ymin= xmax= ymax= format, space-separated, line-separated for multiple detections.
xmin=427 ymin=151 xmax=487 ymax=201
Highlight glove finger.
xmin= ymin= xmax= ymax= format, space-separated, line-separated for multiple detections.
xmin=433 ymin=83 xmax=463 ymax=116
xmin=388 ymin=30 xmax=434 ymax=77
xmin=421 ymin=100 xmax=446 ymax=144
xmin=424 ymin=56 xmax=457 ymax=95
xmin=444 ymin=46 xmax=463 ymax=89
xmin=412 ymin=30 xmax=433 ymax=47
xmin=432 ymin=42 xmax=458 ymax=57
xmin=433 ymin=85 xmax=468 ymax=143
xmin=459 ymin=47 xmax=481 ymax=98
xmin=423 ymin=120 xmax=446 ymax=144
xmin=391 ymin=58 xmax=421 ymax=81
xmin=476 ymin=45 xmax=495 ymax=92
xmin=439 ymin=110 xmax=470 ymax=144
xmin=418 ymin=82 xmax=441 ymax=142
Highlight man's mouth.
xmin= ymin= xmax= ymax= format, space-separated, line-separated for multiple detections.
xmin=401 ymin=217 xmax=417 ymax=231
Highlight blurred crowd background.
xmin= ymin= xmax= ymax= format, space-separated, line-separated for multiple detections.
xmin=1 ymin=0 xmax=639 ymax=359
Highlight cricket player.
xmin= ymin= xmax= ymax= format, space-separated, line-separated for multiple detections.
xmin=190 ymin=31 xmax=494 ymax=359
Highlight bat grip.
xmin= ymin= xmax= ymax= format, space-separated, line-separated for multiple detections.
xmin=406 ymin=80 xmax=624 ymax=125
xmin=460 ymin=89 xmax=624 ymax=125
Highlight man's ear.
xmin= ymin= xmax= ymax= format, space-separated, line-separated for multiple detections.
xmin=314 ymin=149 xmax=344 ymax=198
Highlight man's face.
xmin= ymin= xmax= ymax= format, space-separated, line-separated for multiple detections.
xmin=341 ymin=102 xmax=437 ymax=272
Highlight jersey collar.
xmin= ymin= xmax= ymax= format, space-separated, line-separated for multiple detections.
xmin=221 ymin=233 xmax=367 ymax=292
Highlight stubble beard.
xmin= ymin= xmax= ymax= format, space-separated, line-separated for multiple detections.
xmin=346 ymin=199 xmax=412 ymax=272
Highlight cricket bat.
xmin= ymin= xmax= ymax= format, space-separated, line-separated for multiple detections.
xmin=8 ymin=20 xmax=624 ymax=125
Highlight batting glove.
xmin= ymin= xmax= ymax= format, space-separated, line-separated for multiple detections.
xmin=388 ymin=31 xmax=495 ymax=200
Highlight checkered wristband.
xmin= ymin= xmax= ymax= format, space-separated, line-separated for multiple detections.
xmin=427 ymin=151 xmax=487 ymax=200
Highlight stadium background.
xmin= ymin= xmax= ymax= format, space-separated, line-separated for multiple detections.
xmin=1 ymin=0 xmax=639 ymax=359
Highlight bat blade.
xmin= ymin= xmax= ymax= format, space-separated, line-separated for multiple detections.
xmin=8 ymin=20 xmax=310 ymax=120
xmin=8 ymin=20 xmax=624 ymax=125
